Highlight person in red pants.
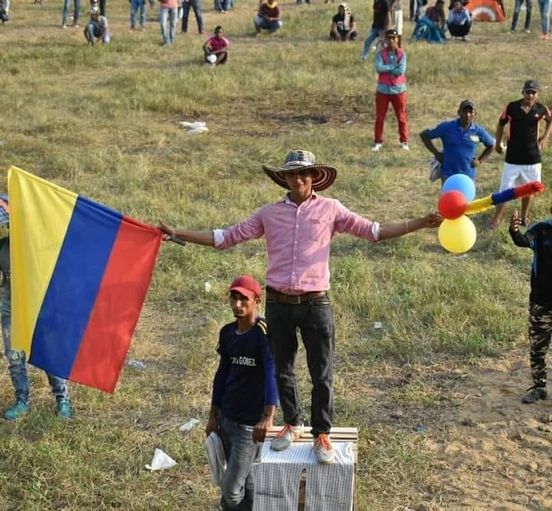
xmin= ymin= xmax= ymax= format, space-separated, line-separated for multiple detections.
xmin=372 ymin=29 xmax=409 ymax=152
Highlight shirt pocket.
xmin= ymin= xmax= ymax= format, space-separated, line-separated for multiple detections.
xmin=308 ymin=218 xmax=331 ymax=241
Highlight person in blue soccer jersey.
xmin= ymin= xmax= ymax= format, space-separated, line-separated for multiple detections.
xmin=205 ymin=275 xmax=278 ymax=511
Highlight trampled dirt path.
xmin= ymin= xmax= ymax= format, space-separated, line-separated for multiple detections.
xmin=382 ymin=351 xmax=552 ymax=510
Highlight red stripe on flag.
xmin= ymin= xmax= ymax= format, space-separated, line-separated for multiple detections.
xmin=70 ymin=217 xmax=161 ymax=392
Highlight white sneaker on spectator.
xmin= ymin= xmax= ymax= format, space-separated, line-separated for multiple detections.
xmin=400 ymin=142 xmax=410 ymax=150
xmin=270 ymin=424 xmax=303 ymax=451
xmin=371 ymin=143 xmax=383 ymax=151
xmin=313 ymin=434 xmax=335 ymax=464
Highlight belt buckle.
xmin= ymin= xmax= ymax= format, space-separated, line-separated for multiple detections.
xmin=291 ymin=295 xmax=302 ymax=305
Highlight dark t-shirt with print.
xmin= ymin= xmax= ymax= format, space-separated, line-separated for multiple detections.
xmin=333 ymin=12 xmax=355 ymax=32
xmin=499 ymin=99 xmax=551 ymax=165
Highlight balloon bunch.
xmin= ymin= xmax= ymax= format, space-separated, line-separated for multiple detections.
xmin=436 ymin=175 xmax=545 ymax=254
xmin=437 ymin=175 xmax=476 ymax=254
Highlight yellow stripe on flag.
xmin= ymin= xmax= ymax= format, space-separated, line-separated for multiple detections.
xmin=8 ymin=167 xmax=78 ymax=355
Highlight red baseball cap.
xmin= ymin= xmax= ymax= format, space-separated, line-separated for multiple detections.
xmin=228 ymin=275 xmax=262 ymax=300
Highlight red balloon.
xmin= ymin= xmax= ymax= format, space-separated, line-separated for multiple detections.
xmin=438 ymin=190 xmax=468 ymax=219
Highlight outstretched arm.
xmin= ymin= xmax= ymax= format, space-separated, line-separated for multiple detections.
xmin=378 ymin=213 xmax=442 ymax=241
xmin=159 ymin=221 xmax=214 ymax=246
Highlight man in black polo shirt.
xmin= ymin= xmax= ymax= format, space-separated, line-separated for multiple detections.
xmin=490 ymin=80 xmax=552 ymax=229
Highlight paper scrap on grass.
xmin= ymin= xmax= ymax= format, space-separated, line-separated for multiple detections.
xmin=8 ymin=166 xmax=162 ymax=393
xmin=146 ymin=448 xmax=178 ymax=471
xmin=179 ymin=120 xmax=208 ymax=134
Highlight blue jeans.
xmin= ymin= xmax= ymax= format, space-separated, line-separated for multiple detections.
xmin=409 ymin=0 xmax=424 ymax=20
xmin=130 ymin=0 xmax=147 ymax=27
xmin=85 ymin=22 xmax=110 ymax=44
xmin=218 ymin=415 xmax=259 ymax=511
xmin=511 ymin=0 xmax=532 ymax=29
xmin=253 ymin=15 xmax=282 ymax=32
xmin=538 ymin=0 xmax=551 ymax=33
xmin=214 ymin=0 xmax=231 ymax=11
xmin=181 ymin=0 xmax=203 ymax=33
xmin=160 ymin=7 xmax=177 ymax=43
xmin=1 ymin=287 xmax=69 ymax=405
xmin=62 ymin=0 xmax=80 ymax=25
xmin=266 ymin=295 xmax=335 ymax=437
xmin=361 ymin=27 xmax=383 ymax=58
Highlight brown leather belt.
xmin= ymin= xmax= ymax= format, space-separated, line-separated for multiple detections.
xmin=266 ymin=287 xmax=327 ymax=304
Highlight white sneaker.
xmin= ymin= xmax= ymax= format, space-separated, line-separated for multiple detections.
xmin=270 ymin=424 xmax=303 ymax=451
xmin=400 ymin=142 xmax=410 ymax=150
xmin=371 ymin=143 xmax=383 ymax=151
xmin=462 ymin=35 xmax=470 ymax=42
xmin=313 ymin=434 xmax=335 ymax=464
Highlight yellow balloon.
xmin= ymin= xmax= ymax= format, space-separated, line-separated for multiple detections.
xmin=438 ymin=216 xmax=477 ymax=254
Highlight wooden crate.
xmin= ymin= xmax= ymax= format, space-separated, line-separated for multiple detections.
xmin=262 ymin=426 xmax=358 ymax=511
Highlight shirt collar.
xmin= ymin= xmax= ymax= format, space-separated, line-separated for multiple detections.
xmin=283 ymin=191 xmax=318 ymax=205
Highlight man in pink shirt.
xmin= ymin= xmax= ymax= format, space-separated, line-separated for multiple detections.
xmin=159 ymin=149 xmax=441 ymax=464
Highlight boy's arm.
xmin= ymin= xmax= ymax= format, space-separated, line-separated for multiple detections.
xmin=206 ymin=404 xmax=220 ymax=436
xmin=206 ymin=342 xmax=230 ymax=436
xmin=252 ymin=331 xmax=278 ymax=443
xmin=252 ymin=405 xmax=276 ymax=443
xmin=508 ymin=210 xmax=530 ymax=248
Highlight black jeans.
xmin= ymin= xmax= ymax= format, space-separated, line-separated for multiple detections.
xmin=266 ymin=296 xmax=335 ymax=437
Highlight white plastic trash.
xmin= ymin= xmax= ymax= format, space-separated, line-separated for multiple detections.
xmin=145 ymin=448 xmax=177 ymax=471
xmin=179 ymin=418 xmax=199 ymax=433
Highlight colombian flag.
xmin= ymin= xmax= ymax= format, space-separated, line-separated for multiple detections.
xmin=8 ymin=166 xmax=162 ymax=392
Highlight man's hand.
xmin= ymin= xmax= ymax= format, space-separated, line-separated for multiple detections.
xmin=158 ymin=221 xmax=175 ymax=240
xmin=420 ymin=213 xmax=443 ymax=229
xmin=435 ymin=152 xmax=444 ymax=163
xmin=495 ymin=142 xmax=504 ymax=154
xmin=252 ymin=415 xmax=273 ymax=443
xmin=538 ymin=135 xmax=549 ymax=152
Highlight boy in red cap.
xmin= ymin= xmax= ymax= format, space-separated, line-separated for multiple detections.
xmin=205 ymin=275 xmax=278 ymax=511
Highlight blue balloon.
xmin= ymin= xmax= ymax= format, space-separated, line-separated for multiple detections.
xmin=442 ymin=174 xmax=476 ymax=202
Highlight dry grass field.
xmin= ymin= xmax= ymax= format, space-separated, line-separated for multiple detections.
xmin=0 ymin=0 xmax=551 ymax=509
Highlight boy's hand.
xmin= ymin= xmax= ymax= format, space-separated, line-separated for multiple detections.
xmin=252 ymin=416 xmax=273 ymax=443
xmin=205 ymin=417 xmax=218 ymax=436
xmin=509 ymin=210 xmax=521 ymax=232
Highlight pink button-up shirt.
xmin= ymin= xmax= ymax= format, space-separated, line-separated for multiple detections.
xmin=214 ymin=193 xmax=380 ymax=294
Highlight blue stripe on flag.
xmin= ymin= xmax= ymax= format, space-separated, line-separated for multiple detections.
xmin=29 ymin=196 xmax=123 ymax=377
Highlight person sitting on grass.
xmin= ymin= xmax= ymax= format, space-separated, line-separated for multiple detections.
xmin=447 ymin=0 xmax=471 ymax=40
xmin=330 ymin=3 xmax=358 ymax=41
xmin=0 ymin=196 xmax=73 ymax=421
xmin=254 ymin=0 xmax=282 ymax=35
xmin=84 ymin=6 xmax=110 ymax=45
xmin=203 ymin=25 xmax=229 ymax=66
xmin=509 ymin=208 xmax=552 ymax=405
xmin=205 ymin=275 xmax=278 ymax=511
xmin=411 ymin=0 xmax=446 ymax=43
